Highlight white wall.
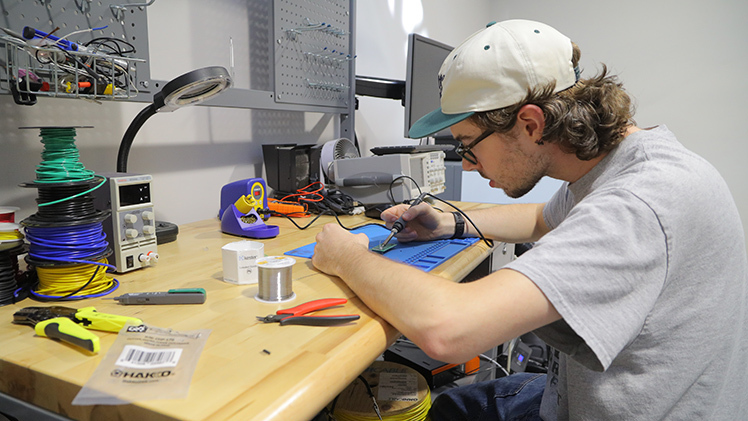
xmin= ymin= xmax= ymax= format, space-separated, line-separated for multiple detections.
xmin=354 ymin=0 xmax=748 ymax=242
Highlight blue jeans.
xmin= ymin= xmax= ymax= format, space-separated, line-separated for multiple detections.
xmin=430 ymin=373 xmax=546 ymax=421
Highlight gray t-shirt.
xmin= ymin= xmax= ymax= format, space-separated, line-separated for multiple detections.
xmin=506 ymin=126 xmax=748 ymax=420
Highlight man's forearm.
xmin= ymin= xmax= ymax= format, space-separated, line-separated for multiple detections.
xmin=334 ymin=241 xmax=560 ymax=363
xmin=462 ymin=203 xmax=548 ymax=243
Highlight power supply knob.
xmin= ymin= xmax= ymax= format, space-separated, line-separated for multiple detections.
xmin=142 ymin=225 xmax=156 ymax=236
xmin=125 ymin=229 xmax=139 ymax=239
xmin=124 ymin=214 xmax=138 ymax=224
xmin=142 ymin=211 xmax=155 ymax=221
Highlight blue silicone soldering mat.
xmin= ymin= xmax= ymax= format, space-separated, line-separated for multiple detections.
xmin=284 ymin=224 xmax=479 ymax=272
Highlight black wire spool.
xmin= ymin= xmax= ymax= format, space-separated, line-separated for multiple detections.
xmin=20 ymin=178 xmax=109 ymax=228
xmin=0 ymin=243 xmax=24 ymax=306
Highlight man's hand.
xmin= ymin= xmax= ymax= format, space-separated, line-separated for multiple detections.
xmin=312 ymin=224 xmax=369 ymax=277
xmin=380 ymin=203 xmax=453 ymax=242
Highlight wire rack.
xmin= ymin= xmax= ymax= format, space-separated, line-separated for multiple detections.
xmin=0 ymin=34 xmax=144 ymax=103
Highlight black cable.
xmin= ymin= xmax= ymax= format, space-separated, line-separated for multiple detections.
xmin=0 ymin=245 xmax=24 ymax=306
xmin=61 ymin=49 xmax=106 ymax=84
xmin=383 ymin=177 xmax=493 ymax=248
xmin=357 ymin=375 xmax=383 ymax=421
xmin=24 ymin=264 xmax=102 ymax=302
xmin=269 ymin=208 xmax=385 ymax=233
xmin=85 ymin=37 xmax=136 ymax=56
xmin=33 ymin=185 xmax=99 ymax=223
xmin=424 ymin=193 xmax=494 ymax=248
xmin=387 ymin=175 xmax=422 ymax=205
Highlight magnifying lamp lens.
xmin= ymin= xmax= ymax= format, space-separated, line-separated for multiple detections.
xmin=156 ymin=66 xmax=232 ymax=112
xmin=167 ymin=78 xmax=229 ymax=107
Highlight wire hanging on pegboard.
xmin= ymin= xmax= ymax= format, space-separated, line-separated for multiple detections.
xmin=0 ymin=0 xmax=151 ymax=104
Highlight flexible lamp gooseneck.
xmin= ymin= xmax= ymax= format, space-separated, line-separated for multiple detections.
xmin=116 ymin=66 xmax=232 ymax=172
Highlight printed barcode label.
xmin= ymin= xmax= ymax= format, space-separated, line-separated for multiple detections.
xmin=116 ymin=345 xmax=183 ymax=369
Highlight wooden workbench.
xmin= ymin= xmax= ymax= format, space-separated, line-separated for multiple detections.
xmin=0 ymin=202 xmax=494 ymax=421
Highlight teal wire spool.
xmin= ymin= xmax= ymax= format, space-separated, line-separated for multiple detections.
xmin=34 ymin=127 xmax=96 ymax=183
xmin=19 ymin=126 xmax=107 ymax=217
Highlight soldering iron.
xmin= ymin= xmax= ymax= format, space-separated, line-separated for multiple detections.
xmin=375 ymin=192 xmax=427 ymax=252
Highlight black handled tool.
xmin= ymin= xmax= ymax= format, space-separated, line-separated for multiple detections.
xmin=374 ymin=192 xmax=427 ymax=252
xmin=12 ymin=306 xmax=142 ymax=353
xmin=13 ymin=307 xmax=100 ymax=353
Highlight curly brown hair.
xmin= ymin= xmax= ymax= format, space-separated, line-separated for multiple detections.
xmin=468 ymin=43 xmax=636 ymax=161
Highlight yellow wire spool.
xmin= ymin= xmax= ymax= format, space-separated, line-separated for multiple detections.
xmin=334 ymin=361 xmax=432 ymax=421
xmin=0 ymin=223 xmax=23 ymax=252
xmin=35 ymin=259 xmax=115 ymax=298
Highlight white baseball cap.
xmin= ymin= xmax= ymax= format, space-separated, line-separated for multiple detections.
xmin=409 ymin=20 xmax=578 ymax=139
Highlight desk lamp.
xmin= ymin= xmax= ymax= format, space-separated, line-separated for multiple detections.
xmin=116 ymin=66 xmax=232 ymax=172
xmin=115 ymin=66 xmax=232 ymax=244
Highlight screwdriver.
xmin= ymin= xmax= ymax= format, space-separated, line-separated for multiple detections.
xmin=374 ymin=193 xmax=427 ymax=252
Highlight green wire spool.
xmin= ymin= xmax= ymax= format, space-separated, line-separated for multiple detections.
xmin=34 ymin=127 xmax=95 ymax=183
xmin=19 ymin=126 xmax=106 ymax=209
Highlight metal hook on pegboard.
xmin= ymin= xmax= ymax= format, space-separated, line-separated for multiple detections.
xmin=74 ymin=0 xmax=92 ymax=14
xmin=110 ymin=0 xmax=156 ymax=21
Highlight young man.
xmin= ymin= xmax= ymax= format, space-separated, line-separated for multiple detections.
xmin=312 ymin=20 xmax=748 ymax=420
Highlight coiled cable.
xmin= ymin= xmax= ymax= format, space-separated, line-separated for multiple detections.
xmin=0 ymin=245 xmax=24 ymax=306
xmin=19 ymin=126 xmax=118 ymax=301
xmin=25 ymin=223 xmax=117 ymax=301
xmin=34 ymin=127 xmax=96 ymax=183
xmin=32 ymin=259 xmax=117 ymax=300
xmin=25 ymin=223 xmax=110 ymax=263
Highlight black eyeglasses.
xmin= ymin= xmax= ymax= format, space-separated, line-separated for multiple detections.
xmin=454 ymin=130 xmax=494 ymax=165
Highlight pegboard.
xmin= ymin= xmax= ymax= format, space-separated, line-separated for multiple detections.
xmin=0 ymin=0 xmax=151 ymax=101
xmin=273 ymin=0 xmax=352 ymax=110
xmin=0 ymin=0 xmax=355 ymax=138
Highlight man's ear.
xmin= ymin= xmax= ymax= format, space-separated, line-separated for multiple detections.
xmin=516 ymin=104 xmax=545 ymax=141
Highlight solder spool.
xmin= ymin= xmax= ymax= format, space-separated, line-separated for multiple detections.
xmin=255 ymin=256 xmax=296 ymax=303
xmin=332 ymin=360 xmax=431 ymax=421
xmin=0 ymin=223 xmax=24 ymax=252
xmin=0 ymin=207 xmax=19 ymax=223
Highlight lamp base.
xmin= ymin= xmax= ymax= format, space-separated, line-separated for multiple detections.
xmin=156 ymin=220 xmax=179 ymax=244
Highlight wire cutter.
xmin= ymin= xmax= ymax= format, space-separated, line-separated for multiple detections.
xmin=256 ymin=298 xmax=360 ymax=326
xmin=12 ymin=306 xmax=143 ymax=353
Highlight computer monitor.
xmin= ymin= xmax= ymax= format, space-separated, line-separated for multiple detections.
xmin=404 ymin=33 xmax=454 ymax=139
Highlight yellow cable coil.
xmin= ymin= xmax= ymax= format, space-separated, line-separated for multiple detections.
xmin=334 ymin=361 xmax=432 ymax=421
xmin=0 ymin=223 xmax=23 ymax=241
xmin=35 ymin=259 xmax=116 ymax=297
xmin=0 ymin=231 xmax=23 ymax=241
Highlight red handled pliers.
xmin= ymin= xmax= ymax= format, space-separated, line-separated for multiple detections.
xmin=256 ymin=298 xmax=360 ymax=326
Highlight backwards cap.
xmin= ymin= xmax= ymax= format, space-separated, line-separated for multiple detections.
xmin=409 ymin=20 xmax=577 ymax=139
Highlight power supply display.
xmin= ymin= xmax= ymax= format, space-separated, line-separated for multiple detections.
xmin=93 ymin=173 xmax=158 ymax=273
